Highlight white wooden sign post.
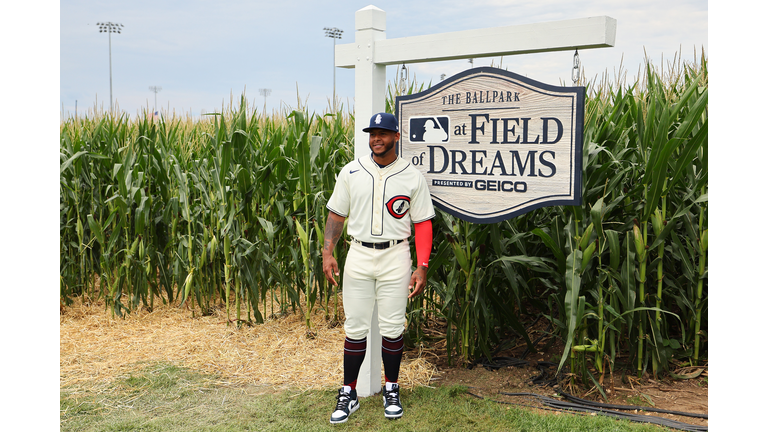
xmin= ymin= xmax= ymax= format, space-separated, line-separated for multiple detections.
xmin=335 ymin=4 xmax=616 ymax=397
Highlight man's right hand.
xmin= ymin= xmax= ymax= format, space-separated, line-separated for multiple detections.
xmin=322 ymin=211 xmax=346 ymax=287
xmin=323 ymin=253 xmax=340 ymax=286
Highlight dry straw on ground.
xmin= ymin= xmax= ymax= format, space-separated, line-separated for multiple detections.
xmin=60 ymin=298 xmax=438 ymax=393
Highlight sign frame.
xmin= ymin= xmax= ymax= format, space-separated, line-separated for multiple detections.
xmin=395 ymin=66 xmax=585 ymax=224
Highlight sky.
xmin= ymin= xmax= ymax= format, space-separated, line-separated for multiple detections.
xmin=59 ymin=0 xmax=708 ymax=119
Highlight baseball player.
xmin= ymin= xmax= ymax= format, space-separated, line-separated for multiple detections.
xmin=322 ymin=112 xmax=435 ymax=423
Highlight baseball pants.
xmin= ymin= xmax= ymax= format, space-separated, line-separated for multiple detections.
xmin=342 ymin=241 xmax=411 ymax=340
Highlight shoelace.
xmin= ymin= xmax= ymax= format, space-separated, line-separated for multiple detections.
xmin=384 ymin=388 xmax=400 ymax=406
xmin=336 ymin=391 xmax=353 ymax=410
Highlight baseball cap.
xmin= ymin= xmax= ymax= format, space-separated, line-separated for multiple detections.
xmin=362 ymin=112 xmax=399 ymax=133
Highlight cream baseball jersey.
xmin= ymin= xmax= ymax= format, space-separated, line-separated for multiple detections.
xmin=327 ymin=155 xmax=435 ymax=243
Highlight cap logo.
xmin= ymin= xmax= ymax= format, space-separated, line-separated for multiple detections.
xmin=375 ymin=114 xmax=382 ymax=124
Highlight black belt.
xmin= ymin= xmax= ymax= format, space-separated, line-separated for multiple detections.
xmin=352 ymin=238 xmax=405 ymax=250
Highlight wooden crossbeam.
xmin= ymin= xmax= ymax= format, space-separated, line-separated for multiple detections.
xmin=336 ymin=16 xmax=617 ymax=68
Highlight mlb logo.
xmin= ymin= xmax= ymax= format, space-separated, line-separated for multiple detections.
xmin=409 ymin=116 xmax=450 ymax=143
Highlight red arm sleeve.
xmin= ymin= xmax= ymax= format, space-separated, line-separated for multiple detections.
xmin=414 ymin=219 xmax=433 ymax=268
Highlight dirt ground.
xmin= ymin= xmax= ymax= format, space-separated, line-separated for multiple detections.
xmin=417 ymin=318 xmax=708 ymax=429
xmin=429 ymin=358 xmax=707 ymax=428
xmin=60 ymin=298 xmax=707 ymax=428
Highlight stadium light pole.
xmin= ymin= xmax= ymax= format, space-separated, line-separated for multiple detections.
xmin=97 ymin=22 xmax=124 ymax=113
xmin=324 ymin=27 xmax=343 ymax=112
xmin=149 ymin=86 xmax=162 ymax=117
xmin=259 ymin=88 xmax=271 ymax=114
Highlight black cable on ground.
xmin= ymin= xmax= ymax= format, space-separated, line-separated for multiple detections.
xmin=556 ymin=389 xmax=708 ymax=420
xmin=496 ymin=392 xmax=707 ymax=432
xmin=470 ymin=355 xmax=563 ymax=387
xmin=463 ymin=351 xmax=707 ymax=430
xmin=466 ymin=391 xmax=591 ymax=417
xmin=530 ymin=361 xmax=559 ymax=387
xmin=472 ymin=356 xmax=529 ymax=370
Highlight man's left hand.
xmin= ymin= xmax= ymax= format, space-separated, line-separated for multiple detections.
xmin=408 ymin=266 xmax=427 ymax=299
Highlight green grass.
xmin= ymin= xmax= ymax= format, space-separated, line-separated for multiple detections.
xmin=61 ymin=363 xmax=670 ymax=431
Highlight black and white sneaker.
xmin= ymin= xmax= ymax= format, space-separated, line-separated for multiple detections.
xmin=330 ymin=386 xmax=359 ymax=424
xmin=382 ymin=382 xmax=403 ymax=419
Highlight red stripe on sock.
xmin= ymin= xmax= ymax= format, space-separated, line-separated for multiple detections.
xmin=382 ymin=335 xmax=404 ymax=354
xmin=344 ymin=337 xmax=367 ymax=356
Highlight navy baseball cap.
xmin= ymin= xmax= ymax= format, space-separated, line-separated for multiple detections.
xmin=362 ymin=112 xmax=399 ymax=133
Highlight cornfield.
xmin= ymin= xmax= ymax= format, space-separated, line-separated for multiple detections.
xmin=60 ymin=52 xmax=707 ymax=393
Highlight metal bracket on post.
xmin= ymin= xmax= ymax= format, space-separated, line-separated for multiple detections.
xmin=572 ymin=49 xmax=581 ymax=85
xmin=398 ymin=63 xmax=409 ymax=94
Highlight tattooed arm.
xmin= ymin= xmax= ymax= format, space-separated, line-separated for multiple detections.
xmin=322 ymin=211 xmax=346 ymax=286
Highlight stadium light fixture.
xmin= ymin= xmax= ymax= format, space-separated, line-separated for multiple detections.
xmin=324 ymin=27 xmax=343 ymax=112
xmin=97 ymin=22 xmax=124 ymax=113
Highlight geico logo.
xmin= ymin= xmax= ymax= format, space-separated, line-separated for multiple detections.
xmin=473 ymin=180 xmax=528 ymax=192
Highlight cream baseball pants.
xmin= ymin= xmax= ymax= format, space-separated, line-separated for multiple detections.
xmin=342 ymin=241 xmax=411 ymax=340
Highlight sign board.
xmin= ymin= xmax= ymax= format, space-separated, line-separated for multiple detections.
xmin=395 ymin=67 xmax=584 ymax=223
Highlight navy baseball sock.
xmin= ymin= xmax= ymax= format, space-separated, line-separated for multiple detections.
xmin=381 ymin=334 xmax=404 ymax=383
xmin=343 ymin=336 xmax=367 ymax=390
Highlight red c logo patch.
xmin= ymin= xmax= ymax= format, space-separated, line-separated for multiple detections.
xmin=386 ymin=195 xmax=411 ymax=219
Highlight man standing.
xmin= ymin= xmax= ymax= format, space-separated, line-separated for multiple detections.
xmin=322 ymin=112 xmax=434 ymax=423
